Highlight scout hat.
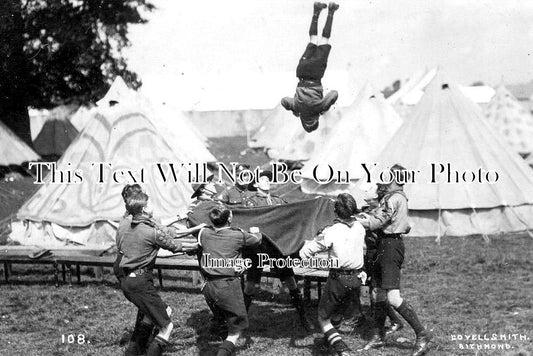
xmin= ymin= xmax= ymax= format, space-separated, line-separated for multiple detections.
xmin=191 ymin=175 xmax=214 ymax=199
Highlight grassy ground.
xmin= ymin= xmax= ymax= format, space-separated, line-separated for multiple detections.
xmin=1 ymin=234 xmax=532 ymax=356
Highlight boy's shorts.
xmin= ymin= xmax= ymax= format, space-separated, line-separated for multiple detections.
xmin=372 ymin=237 xmax=405 ymax=290
xmin=203 ymin=276 xmax=249 ymax=334
xmin=121 ymin=272 xmax=171 ymax=329
xmin=318 ymin=270 xmax=362 ymax=320
xmin=296 ymin=43 xmax=332 ymax=80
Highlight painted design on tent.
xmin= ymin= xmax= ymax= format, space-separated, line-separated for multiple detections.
xmin=0 ymin=120 xmax=40 ymax=166
xmin=484 ymin=85 xmax=533 ymax=156
xmin=17 ymin=105 xmax=193 ymax=228
xmin=300 ymin=84 xmax=402 ymax=196
xmin=369 ymin=71 xmax=533 ymax=238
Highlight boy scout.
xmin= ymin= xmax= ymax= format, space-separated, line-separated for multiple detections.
xmin=281 ymin=2 xmax=340 ymax=133
xmin=197 ymin=206 xmax=262 ymax=356
xmin=300 ymin=193 xmax=366 ymax=356
xmin=215 ymin=164 xmax=253 ymax=206
xmin=358 ymin=164 xmax=432 ymax=356
xmin=362 ymin=183 xmax=404 ymax=336
xmin=242 ymin=172 xmax=313 ymax=331
xmin=116 ymin=191 xmax=198 ymax=356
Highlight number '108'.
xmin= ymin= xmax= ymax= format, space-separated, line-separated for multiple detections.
xmin=61 ymin=334 xmax=86 ymax=344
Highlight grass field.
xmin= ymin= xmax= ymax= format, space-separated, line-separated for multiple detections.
xmin=1 ymin=234 xmax=532 ymax=356
xmin=1 ymin=136 xmax=533 ymax=355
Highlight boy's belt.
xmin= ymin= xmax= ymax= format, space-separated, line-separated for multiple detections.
xmin=378 ymin=232 xmax=404 ymax=239
xmin=124 ymin=267 xmax=151 ymax=277
xmin=297 ymin=79 xmax=321 ymax=88
xmin=330 ymin=268 xmax=363 ymax=275
xmin=384 ymin=233 xmax=403 ymax=239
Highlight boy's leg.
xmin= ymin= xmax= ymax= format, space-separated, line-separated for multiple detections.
xmin=362 ymin=288 xmax=387 ymax=350
xmin=125 ymin=310 xmax=154 ymax=356
xmin=143 ymin=306 xmax=173 ymax=356
xmin=142 ymin=307 xmax=174 ymax=356
xmin=217 ymin=334 xmax=240 ymax=356
xmin=385 ymin=302 xmax=404 ymax=336
xmin=284 ymin=275 xmax=313 ymax=331
xmin=309 ymin=2 xmax=327 ymax=43
xmin=243 ymin=258 xmax=263 ymax=312
xmin=122 ymin=276 xmax=172 ymax=356
xmin=317 ymin=274 xmax=352 ymax=356
xmin=320 ymin=2 xmax=339 ymax=44
xmin=389 ymin=289 xmax=432 ymax=356
xmin=215 ymin=278 xmax=249 ymax=356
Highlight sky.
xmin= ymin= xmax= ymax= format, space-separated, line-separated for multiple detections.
xmin=125 ymin=0 xmax=533 ymax=110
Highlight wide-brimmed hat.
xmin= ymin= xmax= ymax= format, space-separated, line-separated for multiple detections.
xmin=191 ymin=175 xmax=214 ymax=199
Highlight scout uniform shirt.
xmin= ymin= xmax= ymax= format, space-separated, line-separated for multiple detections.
xmin=117 ymin=215 xmax=183 ymax=271
xmin=187 ymin=199 xmax=225 ymax=227
xmin=300 ymin=218 xmax=366 ymax=270
xmin=198 ymin=226 xmax=262 ymax=278
xmin=361 ymin=187 xmax=410 ymax=235
xmin=215 ymin=185 xmax=252 ymax=206
xmin=244 ymin=192 xmax=286 ymax=207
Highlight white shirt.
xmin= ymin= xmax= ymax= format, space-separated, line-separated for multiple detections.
xmin=299 ymin=219 xmax=365 ymax=270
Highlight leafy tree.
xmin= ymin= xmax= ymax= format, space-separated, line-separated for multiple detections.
xmin=0 ymin=0 xmax=154 ymax=145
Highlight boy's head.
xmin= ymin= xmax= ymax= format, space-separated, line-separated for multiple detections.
xmin=252 ymin=171 xmax=273 ymax=192
xmin=334 ymin=193 xmax=358 ymax=219
xmin=191 ymin=175 xmax=216 ymax=199
xmin=121 ymin=184 xmax=143 ymax=202
xmin=125 ymin=191 xmax=149 ymax=216
xmin=235 ymin=164 xmax=251 ymax=189
xmin=209 ymin=207 xmax=232 ymax=228
xmin=300 ymin=115 xmax=320 ymax=133
xmin=390 ymin=163 xmax=407 ymax=187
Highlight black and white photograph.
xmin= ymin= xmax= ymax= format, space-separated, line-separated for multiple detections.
xmin=1 ymin=1 xmax=532 ymax=355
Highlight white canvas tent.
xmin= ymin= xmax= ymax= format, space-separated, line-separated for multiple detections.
xmin=0 ymin=120 xmax=40 ymax=166
xmin=99 ymin=77 xmax=216 ymax=163
xmin=69 ymin=105 xmax=96 ymax=131
xmin=12 ymin=88 xmax=194 ymax=247
xmin=299 ymin=84 xmax=402 ymax=196
xmin=388 ymin=68 xmax=495 ymax=118
xmin=366 ymin=72 xmax=533 ymax=239
xmin=484 ymin=84 xmax=533 ymax=157
xmin=144 ymin=101 xmax=216 ymax=163
xmin=248 ymin=104 xmax=302 ymax=150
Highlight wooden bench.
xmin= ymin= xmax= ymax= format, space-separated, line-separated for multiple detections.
xmin=0 ymin=248 xmax=329 ymax=301
xmin=0 ymin=246 xmax=112 ymax=287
